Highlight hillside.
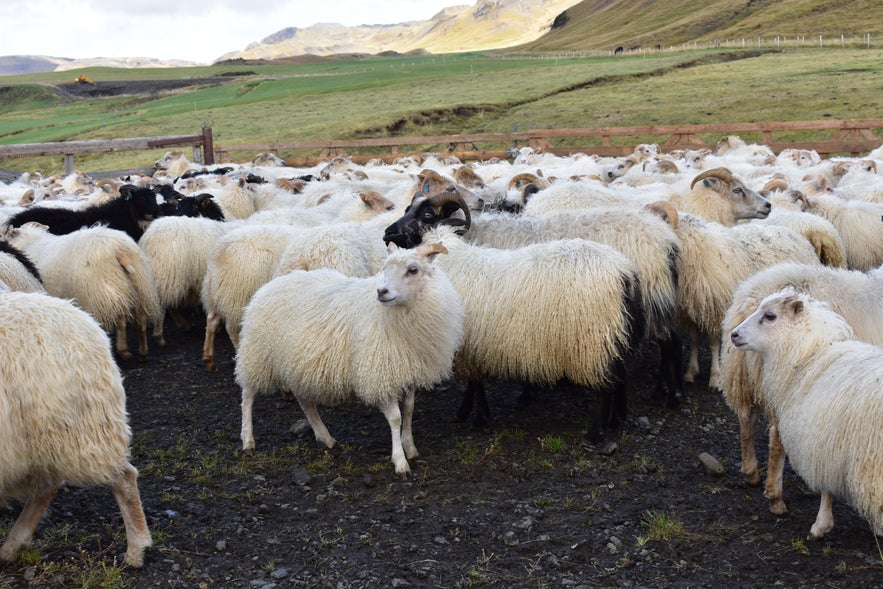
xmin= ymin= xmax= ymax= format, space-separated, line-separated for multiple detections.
xmin=519 ymin=0 xmax=881 ymax=52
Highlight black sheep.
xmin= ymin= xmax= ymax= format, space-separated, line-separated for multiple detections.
xmin=5 ymin=184 xmax=160 ymax=242
xmin=154 ymin=184 xmax=225 ymax=220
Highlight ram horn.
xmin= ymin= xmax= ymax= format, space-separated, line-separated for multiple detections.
xmin=690 ymin=167 xmax=734 ymax=190
xmin=426 ymin=189 xmax=472 ymax=233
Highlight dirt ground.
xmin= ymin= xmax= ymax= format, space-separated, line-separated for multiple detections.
xmin=1 ymin=307 xmax=882 ymax=588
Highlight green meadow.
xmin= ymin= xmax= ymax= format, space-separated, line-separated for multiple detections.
xmin=1 ymin=47 xmax=882 ymax=174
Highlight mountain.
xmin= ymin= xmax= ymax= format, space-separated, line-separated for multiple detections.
xmin=216 ymin=0 xmax=583 ymax=61
xmin=0 ymin=55 xmax=200 ymax=76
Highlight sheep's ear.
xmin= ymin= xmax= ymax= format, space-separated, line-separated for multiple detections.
xmin=416 ymin=242 xmax=447 ymax=262
xmin=386 ymin=242 xmax=400 ymax=254
xmin=788 ymin=299 xmax=804 ymax=316
xmin=22 ymin=221 xmax=49 ymax=231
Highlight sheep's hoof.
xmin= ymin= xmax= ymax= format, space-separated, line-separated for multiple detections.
xmin=767 ymin=498 xmax=788 ymax=517
xmin=743 ymin=470 xmax=761 ymax=487
xmin=203 ymin=359 xmax=218 ymax=372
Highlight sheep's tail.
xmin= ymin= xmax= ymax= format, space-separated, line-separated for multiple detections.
xmin=116 ymin=249 xmax=162 ymax=324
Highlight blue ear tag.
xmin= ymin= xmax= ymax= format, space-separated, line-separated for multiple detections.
xmin=423 ymin=183 xmax=430 ymax=194
xmin=124 ymin=194 xmax=132 ymax=201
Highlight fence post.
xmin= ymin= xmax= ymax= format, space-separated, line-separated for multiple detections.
xmin=64 ymin=154 xmax=74 ymax=175
xmin=202 ymin=125 xmax=215 ymax=165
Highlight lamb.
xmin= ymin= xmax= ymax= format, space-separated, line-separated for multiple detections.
xmin=236 ymin=242 xmax=465 ymax=476
xmin=719 ymin=262 xmax=883 ymax=516
xmin=3 ymin=184 xmax=162 ymax=242
xmin=4 ymin=222 xmax=162 ymax=362
xmin=730 ymin=288 xmax=883 ymax=540
xmin=0 ymin=291 xmax=151 ymax=567
xmin=383 ymin=191 xmax=646 ymax=442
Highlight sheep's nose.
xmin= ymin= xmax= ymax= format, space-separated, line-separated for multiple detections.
xmin=377 ymin=288 xmax=388 ymax=298
xmin=730 ymin=330 xmax=740 ymax=343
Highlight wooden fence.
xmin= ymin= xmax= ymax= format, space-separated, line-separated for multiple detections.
xmin=1 ymin=119 xmax=881 ymax=180
xmin=215 ymin=119 xmax=883 ymax=167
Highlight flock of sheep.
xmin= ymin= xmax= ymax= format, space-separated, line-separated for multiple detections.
xmin=0 ymin=134 xmax=881 ymax=567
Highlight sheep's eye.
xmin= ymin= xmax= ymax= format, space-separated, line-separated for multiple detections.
xmin=733 ymin=187 xmax=743 ymax=195
xmin=762 ymin=311 xmax=777 ymax=322
xmin=407 ymin=265 xmax=419 ymax=275
xmin=422 ymin=210 xmax=435 ymax=220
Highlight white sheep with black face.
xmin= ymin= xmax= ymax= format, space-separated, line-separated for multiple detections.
xmin=236 ymin=242 xmax=465 ymax=477
xmin=730 ymin=288 xmax=883 ymax=540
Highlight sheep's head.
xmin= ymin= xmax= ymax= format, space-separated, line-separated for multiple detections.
xmin=690 ymin=167 xmax=771 ymax=221
xmin=377 ymin=242 xmax=448 ymax=306
xmin=408 ymin=169 xmax=484 ymax=212
xmin=730 ymin=288 xmax=853 ymax=356
xmin=383 ymin=189 xmax=471 ymax=249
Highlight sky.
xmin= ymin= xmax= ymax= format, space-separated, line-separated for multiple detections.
xmin=0 ymin=0 xmax=462 ymax=64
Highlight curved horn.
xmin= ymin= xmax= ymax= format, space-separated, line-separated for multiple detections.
xmin=427 ymin=189 xmax=472 ymax=233
xmin=644 ymin=200 xmax=679 ymax=229
xmin=690 ymin=167 xmax=734 ymax=190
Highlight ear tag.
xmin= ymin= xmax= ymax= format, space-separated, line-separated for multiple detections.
xmin=423 ymin=183 xmax=430 ymax=194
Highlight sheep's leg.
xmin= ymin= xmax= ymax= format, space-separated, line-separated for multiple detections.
xmin=168 ymin=308 xmax=191 ymax=331
xmin=765 ymin=420 xmax=789 ymax=516
xmin=738 ymin=403 xmax=761 ymax=486
xmin=298 ymin=398 xmax=336 ymax=449
xmin=808 ymin=492 xmax=834 ymax=540
xmin=136 ymin=317 xmax=149 ymax=362
xmin=654 ymin=329 xmax=683 ymax=408
xmin=0 ymin=479 xmax=60 ymax=564
xmin=240 ymin=386 xmax=257 ymax=450
xmin=684 ymin=324 xmax=701 ymax=384
xmin=110 ymin=463 xmax=152 ymax=567
xmin=457 ymin=378 xmax=490 ymax=426
xmin=380 ymin=398 xmax=410 ymax=477
xmin=152 ymin=312 xmax=166 ymax=347
xmin=400 ymin=387 xmax=419 ymax=460
xmin=226 ymin=323 xmax=240 ymax=351
xmin=708 ymin=337 xmax=722 ymax=392
xmin=202 ymin=311 xmax=220 ymax=371
xmin=115 ymin=318 xmax=133 ymax=361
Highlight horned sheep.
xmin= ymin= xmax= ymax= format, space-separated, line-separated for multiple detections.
xmin=719 ymin=261 xmax=883 ymax=516
xmin=730 ymin=288 xmax=883 ymax=540
xmin=0 ymin=291 xmax=151 ymax=567
xmin=236 ymin=242 xmax=465 ymax=476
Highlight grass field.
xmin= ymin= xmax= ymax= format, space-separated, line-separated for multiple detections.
xmin=1 ymin=46 xmax=882 ymax=174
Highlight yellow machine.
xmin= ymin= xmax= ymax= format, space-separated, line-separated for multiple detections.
xmin=73 ymin=74 xmax=94 ymax=84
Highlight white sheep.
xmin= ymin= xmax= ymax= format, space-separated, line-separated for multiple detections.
xmin=465 ymin=204 xmax=684 ymax=406
xmin=666 ymin=167 xmax=772 ymax=226
xmin=730 ymin=288 xmax=883 ymax=540
xmin=138 ymin=215 xmax=240 ymax=345
xmin=719 ymin=261 xmax=883 ymax=516
xmin=0 ymin=241 xmax=44 ymax=293
xmin=383 ymin=196 xmax=645 ymax=442
xmin=0 ymin=291 xmax=151 ymax=567
xmin=4 ymin=222 xmax=162 ymax=362
xmin=800 ymin=191 xmax=883 ymax=270
xmin=236 ymin=242 xmax=465 ymax=476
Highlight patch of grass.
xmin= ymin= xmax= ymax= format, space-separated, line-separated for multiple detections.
xmin=538 ymin=435 xmax=567 ymax=453
xmin=637 ymin=510 xmax=689 ymax=543
xmin=791 ymin=536 xmax=810 ymax=555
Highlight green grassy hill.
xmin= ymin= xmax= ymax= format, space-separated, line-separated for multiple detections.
xmin=521 ymin=0 xmax=880 ymax=52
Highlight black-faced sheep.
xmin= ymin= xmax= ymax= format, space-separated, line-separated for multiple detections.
xmin=0 ymin=291 xmax=151 ymax=567
xmin=236 ymin=242 xmax=465 ymax=477
xmin=730 ymin=288 xmax=883 ymax=540
xmin=3 ymin=184 xmax=161 ymax=242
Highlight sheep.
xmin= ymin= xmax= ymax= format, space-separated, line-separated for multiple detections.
xmin=719 ymin=262 xmax=883 ymax=516
xmin=0 ymin=291 xmax=151 ymax=567
xmin=460 ymin=204 xmax=684 ymax=407
xmin=670 ymin=209 xmax=820 ymax=389
xmin=4 ymin=222 xmax=162 ymax=362
xmin=137 ymin=215 xmax=238 ymax=345
xmin=800 ymin=191 xmax=883 ymax=270
xmin=273 ymin=218 xmax=390 ymax=279
xmin=155 ymin=150 xmax=199 ymax=177
xmin=3 ymin=184 xmax=162 ymax=242
xmin=667 ymin=167 xmax=772 ymax=226
xmin=0 ymin=241 xmax=44 ymax=293
xmin=730 ymin=288 xmax=883 ymax=540
xmin=383 ymin=191 xmax=646 ymax=442
xmin=236 ymin=242 xmax=465 ymax=477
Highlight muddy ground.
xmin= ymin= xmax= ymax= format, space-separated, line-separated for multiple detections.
xmin=1 ymin=307 xmax=882 ymax=588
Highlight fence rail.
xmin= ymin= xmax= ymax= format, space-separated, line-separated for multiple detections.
xmin=216 ymin=119 xmax=883 ymax=166
xmin=1 ymin=120 xmax=881 ymax=180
